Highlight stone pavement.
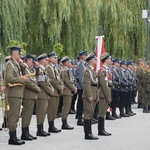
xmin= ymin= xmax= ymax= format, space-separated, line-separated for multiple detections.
xmin=0 ymin=104 xmax=150 ymax=150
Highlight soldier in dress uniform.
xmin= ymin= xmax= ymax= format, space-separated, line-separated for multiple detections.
xmin=70 ymin=60 xmax=78 ymax=114
xmin=83 ymin=53 xmax=99 ymax=140
xmin=136 ymin=59 xmax=145 ymax=108
xmin=60 ymin=56 xmax=77 ymax=130
xmin=118 ymin=61 xmax=129 ymax=117
xmin=21 ymin=55 xmax=41 ymax=140
xmin=142 ymin=62 xmax=150 ymax=113
xmin=125 ymin=61 xmax=136 ymax=116
xmin=1 ymin=56 xmax=10 ymax=129
xmin=111 ymin=58 xmax=121 ymax=119
xmin=76 ymin=50 xmax=88 ymax=126
xmin=46 ymin=52 xmax=64 ymax=133
xmin=98 ymin=52 xmax=112 ymax=136
xmin=36 ymin=53 xmax=54 ymax=136
xmin=5 ymin=46 xmax=29 ymax=145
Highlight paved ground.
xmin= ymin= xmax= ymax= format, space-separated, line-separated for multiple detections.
xmin=0 ymin=104 xmax=150 ymax=150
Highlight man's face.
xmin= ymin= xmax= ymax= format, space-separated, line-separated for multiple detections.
xmin=12 ymin=50 xmax=21 ymax=60
xmin=49 ymin=56 xmax=57 ymax=64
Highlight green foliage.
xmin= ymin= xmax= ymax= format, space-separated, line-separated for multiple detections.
xmin=0 ymin=0 xmax=147 ymax=60
xmin=53 ymin=43 xmax=63 ymax=57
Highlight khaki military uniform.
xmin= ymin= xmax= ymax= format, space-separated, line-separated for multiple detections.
xmin=60 ymin=66 xmax=76 ymax=120
xmin=36 ymin=65 xmax=54 ymax=125
xmin=22 ymin=65 xmax=41 ymax=128
xmin=83 ymin=66 xmax=98 ymax=119
xmin=46 ymin=64 xmax=64 ymax=122
xmin=5 ymin=58 xmax=25 ymax=132
xmin=98 ymin=65 xmax=112 ymax=117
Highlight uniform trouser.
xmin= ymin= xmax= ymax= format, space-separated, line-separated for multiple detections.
xmin=71 ymin=93 xmax=77 ymax=110
xmin=142 ymin=90 xmax=149 ymax=107
xmin=58 ymin=96 xmax=63 ymax=114
xmin=36 ymin=99 xmax=48 ymax=125
xmin=119 ymin=91 xmax=127 ymax=108
xmin=126 ymin=91 xmax=132 ymax=107
xmin=47 ymin=96 xmax=59 ymax=121
xmin=83 ymin=98 xmax=96 ymax=119
xmin=77 ymin=89 xmax=83 ymax=116
xmin=62 ymin=95 xmax=72 ymax=120
xmin=8 ymin=97 xmax=22 ymax=132
xmin=99 ymin=98 xmax=109 ymax=118
xmin=137 ymin=85 xmax=143 ymax=104
xmin=22 ymin=98 xmax=35 ymax=128
xmin=110 ymin=90 xmax=120 ymax=110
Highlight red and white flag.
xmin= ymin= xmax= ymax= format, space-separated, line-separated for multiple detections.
xmin=95 ymin=36 xmax=105 ymax=72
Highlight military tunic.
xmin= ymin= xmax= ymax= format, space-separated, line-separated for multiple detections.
xmin=5 ymin=58 xmax=26 ymax=131
xmin=98 ymin=65 xmax=112 ymax=117
xmin=36 ymin=65 xmax=54 ymax=125
xmin=60 ymin=66 xmax=76 ymax=120
xmin=22 ymin=64 xmax=41 ymax=128
xmin=83 ymin=65 xmax=98 ymax=119
xmin=46 ymin=63 xmax=64 ymax=122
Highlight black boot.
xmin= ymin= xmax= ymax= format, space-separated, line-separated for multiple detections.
xmin=106 ymin=112 xmax=116 ymax=120
xmin=21 ymin=127 xmax=33 ymax=140
xmin=112 ymin=110 xmax=121 ymax=119
xmin=77 ymin=116 xmax=84 ymax=126
xmin=129 ymin=106 xmax=136 ymax=115
xmin=0 ymin=128 xmax=2 ymax=131
xmin=26 ymin=127 xmax=37 ymax=140
xmin=62 ymin=119 xmax=74 ymax=130
xmin=8 ymin=130 xmax=25 ymax=145
xmin=2 ymin=117 xmax=9 ymax=128
xmin=36 ymin=124 xmax=50 ymax=136
xmin=98 ymin=117 xmax=111 ymax=136
xmin=137 ymin=102 xmax=143 ymax=108
xmin=143 ymin=106 xmax=150 ymax=113
xmin=48 ymin=121 xmax=61 ymax=133
xmin=119 ymin=107 xmax=129 ymax=117
xmin=84 ymin=119 xmax=98 ymax=140
xmin=125 ymin=107 xmax=133 ymax=116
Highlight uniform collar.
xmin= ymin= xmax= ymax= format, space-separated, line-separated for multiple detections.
xmin=39 ymin=64 xmax=45 ymax=70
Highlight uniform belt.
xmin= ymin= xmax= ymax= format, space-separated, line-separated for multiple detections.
xmin=91 ymin=84 xmax=97 ymax=87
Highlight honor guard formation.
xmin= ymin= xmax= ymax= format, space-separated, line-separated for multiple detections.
xmin=0 ymin=46 xmax=150 ymax=145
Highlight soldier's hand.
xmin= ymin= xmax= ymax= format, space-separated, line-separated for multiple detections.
xmin=22 ymin=76 xmax=29 ymax=81
xmin=0 ymin=86 xmax=5 ymax=92
xmin=89 ymin=97 xmax=93 ymax=102
xmin=74 ymin=88 xmax=77 ymax=94
xmin=97 ymin=98 xmax=99 ymax=102
xmin=107 ymin=99 xmax=112 ymax=103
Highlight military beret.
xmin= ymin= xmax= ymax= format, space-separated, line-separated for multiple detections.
xmin=61 ymin=56 xmax=71 ymax=64
xmin=47 ymin=52 xmax=57 ymax=58
xmin=10 ymin=46 xmax=22 ymax=53
xmin=113 ymin=58 xmax=120 ymax=63
xmin=127 ymin=61 xmax=133 ymax=66
xmin=85 ymin=53 xmax=96 ymax=62
xmin=37 ymin=53 xmax=48 ymax=61
xmin=25 ymin=55 xmax=37 ymax=62
xmin=120 ymin=60 xmax=126 ymax=65
xmin=100 ymin=52 xmax=110 ymax=61
xmin=79 ymin=50 xmax=88 ymax=57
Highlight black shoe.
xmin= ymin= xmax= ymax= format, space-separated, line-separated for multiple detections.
xmin=0 ymin=128 xmax=2 ymax=131
xmin=112 ymin=110 xmax=121 ymax=119
xmin=106 ymin=115 xmax=116 ymax=120
xmin=85 ymin=133 xmax=99 ymax=140
xmin=21 ymin=128 xmax=33 ymax=141
xmin=28 ymin=133 xmax=37 ymax=140
xmin=92 ymin=118 xmax=98 ymax=123
xmin=8 ymin=137 xmax=25 ymax=145
xmin=69 ymin=110 xmax=76 ymax=114
xmin=98 ymin=129 xmax=111 ymax=136
xmin=62 ymin=119 xmax=74 ymax=130
xmin=77 ymin=116 xmax=84 ymax=126
xmin=9 ymin=131 xmax=25 ymax=145
xmin=37 ymin=124 xmax=50 ymax=136
xmin=49 ymin=127 xmax=61 ymax=133
xmin=143 ymin=109 xmax=150 ymax=113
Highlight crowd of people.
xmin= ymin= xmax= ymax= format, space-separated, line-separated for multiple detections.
xmin=0 ymin=46 xmax=150 ymax=145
